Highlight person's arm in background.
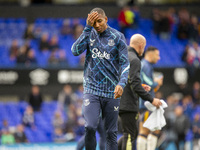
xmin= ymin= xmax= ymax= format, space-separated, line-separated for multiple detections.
xmin=141 ymin=64 xmax=163 ymax=91
xmin=129 ymin=59 xmax=161 ymax=107
xmin=71 ymin=12 xmax=98 ymax=56
xmin=114 ymin=34 xmax=130 ymax=99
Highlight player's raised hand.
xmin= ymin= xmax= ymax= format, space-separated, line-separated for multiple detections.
xmin=87 ymin=11 xmax=99 ymax=27
xmin=114 ymin=85 xmax=123 ymax=99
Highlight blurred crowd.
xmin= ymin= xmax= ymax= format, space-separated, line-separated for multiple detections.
xmin=5 ymin=6 xmax=200 ymax=68
xmin=0 ymin=84 xmax=85 ymax=144
xmin=118 ymin=6 xmax=200 ymax=42
xmin=8 ymin=19 xmax=84 ymax=68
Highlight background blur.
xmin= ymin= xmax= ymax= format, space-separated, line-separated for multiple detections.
xmin=0 ymin=0 xmax=200 ymax=150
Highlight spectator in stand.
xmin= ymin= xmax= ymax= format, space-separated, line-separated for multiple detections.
xmin=182 ymin=42 xmax=200 ymax=77
xmin=48 ymin=49 xmax=67 ymax=66
xmin=26 ymin=49 xmax=37 ymax=66
xmin=173 ymin=105 xmax=190 ymax=150
xmin=180 ymin=94 xmax=193 ymax=118
xmin=52 ymin=111 xmax=64 ymax=129
xmin=1 ymin=120 xmax=10 ymax=132
xmin=53 ymin=128 xmax=66 ymax=143
xmin=0 ymin=129 xmax=15 ymax=145
xmin=60 ymin=19 xmax=72 ymax=37
xmin=34 ymin=26 xmax=42 ymax=40
xmin=24 ymin=24 xmax=35 ymax=40
xmin=9 ymin=39 xmax=19 ymax=62
xmin=192 ymin=81 xmax=200 ymax=105
xmin=159 ymin=11 xmax=171 ymax=39
xmin=58 ymin=50 xmax=67 ymax=65
xmin=74 ymin=84 xmax=84 ymax=101
xmin=57 ymin=84 xmax=75 ymax=112
xmin=131 ymin=6 xmax=140 ymax=27
xmin=29 ymin=85 xmax=43 ymax=112
xmin=63 ymin=104 xmax=76 ymax=142
xmin=177 ymin=8 xmax=190 ymax=40
xmin=22 ymin=106 xmax=35 ymax=129
xmin=182 ymin=44 xmax=190 ymax=64
xmin=192 ymin=113 xmax=200 ymax=150
xmin=53 ymin=127 xmax=75 ymax=143
xmin=152 ymin=8 xmax=161 ymax=35
xmin=152 ymin=9 xmax=171 ymax=39
xmin=73 ymin=24 xmax=84 ymax=40
xmin=16 ymin=45 xmax=28 ymax=64
xmin=49 ymin=35 xmax=60 ymax=51
xmin=167 ymin=7 xmax=177 ymax=32
xmin=14 ymin=124 xmax=28 ymax=143
xmin=189 ymin=15 xmax=200 ymax=42
xmin=185 ymin=42 xmax=200 ymax=76
xmin=39 ymin=32 xmax=50 ymax=51
xmin=118 ymin=6 xmax=135 ymax=36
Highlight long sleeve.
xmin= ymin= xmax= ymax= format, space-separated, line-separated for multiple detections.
xmin=71 ymin=24 xmax=92 ymax=56
xmin=141 ymin=64 xmax=158 ymax=89
xmin=129 ymin=59 xmax=153 ymax=102
xmin=117 ymin=34 xmax=130 ymax=89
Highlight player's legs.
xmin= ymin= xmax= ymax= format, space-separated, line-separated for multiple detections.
xmin=97 ymin=117 xmax=106 ymax=150
xmin=102 ymin=97 xmax=120 ymax=150
xmin=118 ymin=112 xmax=139 ymax=150
xmin=76 ymin=135 xmax=85 ymax=150
xmin=118 ymin=136 xmax=123 ymax=150
xmin=76 ymin=117 xmax=106 ymax=150
xmin=82 ymin=93 xmax=101 ymax=150
xmin=137 ymin=110 xmax=150 ymax=150
xmin=147 ymin=131 xmax=160 ymax=150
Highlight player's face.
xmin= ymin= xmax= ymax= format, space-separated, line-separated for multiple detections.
xmin=93 ymin=14 xmax=108 ymax=33
xmin=152 ymin=50 xmax=160 ymax=64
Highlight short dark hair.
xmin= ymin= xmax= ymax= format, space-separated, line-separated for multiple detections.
xmin=143 ymin=46 xmax=158 ymax=56
xmin=145 ymin=46 xmax=158 ymax=52
xmin=90 ymin=8 xmax=106 ymax=16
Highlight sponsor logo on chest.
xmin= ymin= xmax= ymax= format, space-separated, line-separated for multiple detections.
xmin=92 ymin=48 xmax=110 ymax=60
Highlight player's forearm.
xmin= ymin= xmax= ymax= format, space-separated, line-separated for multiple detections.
xmin=132 ymin=78 xmax=153 ymax=103
xmin=71 ymin=25 xmax=92 ymax=56
xmin=118 ymin=63 xmax=130 ymax=89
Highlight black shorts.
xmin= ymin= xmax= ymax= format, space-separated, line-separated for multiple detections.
xmin=119 ymin=112 xmax=139 ymax=137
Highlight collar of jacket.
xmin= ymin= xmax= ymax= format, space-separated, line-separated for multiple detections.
xmin=128 ymin=46 xmax=141 ymax=58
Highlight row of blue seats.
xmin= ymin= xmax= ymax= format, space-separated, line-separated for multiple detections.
xmin=0 ymin=101 xmax=60 ymax=142
xmin=0 ymin=18 xmax=26 ymax=23
xmin=0 ymin=17 xmax=188 ymax=67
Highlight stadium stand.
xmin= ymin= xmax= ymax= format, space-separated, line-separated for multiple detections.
xmin=0 ymin=17 xmax=188 ymax=68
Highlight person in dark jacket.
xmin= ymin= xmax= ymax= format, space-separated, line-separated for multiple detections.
xmin=118 ymin=34 xmax=162 ymax=150
xmin=29 ymin=85 xmax=43 ymax=112
xmin=14 ymin=124 xmax=28 ymax=143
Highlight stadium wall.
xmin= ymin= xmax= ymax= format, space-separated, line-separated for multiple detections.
xmin=0 ymin=4 xmax=200 ymax=23
xmin=0 ymin=68 xmax=199 ymax=101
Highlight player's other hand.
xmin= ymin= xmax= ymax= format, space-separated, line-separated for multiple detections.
xmin=114 ymin=85 xmax=123 ymax=99
xmin=86 ymin=11 xmax=99 ymax=27
xmin=152 ymin=98 xmax=162 ymax=108
xmin=154 ymin=76 xmax=163 ymax=86
xmin=142 ymin=84 xmax=151 ymax=92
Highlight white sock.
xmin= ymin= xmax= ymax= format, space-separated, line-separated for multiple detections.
xmin=137 ymin=136 xmax=147 ymax=150
xmin=147 ymin=134 xmax=158 ymax=150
